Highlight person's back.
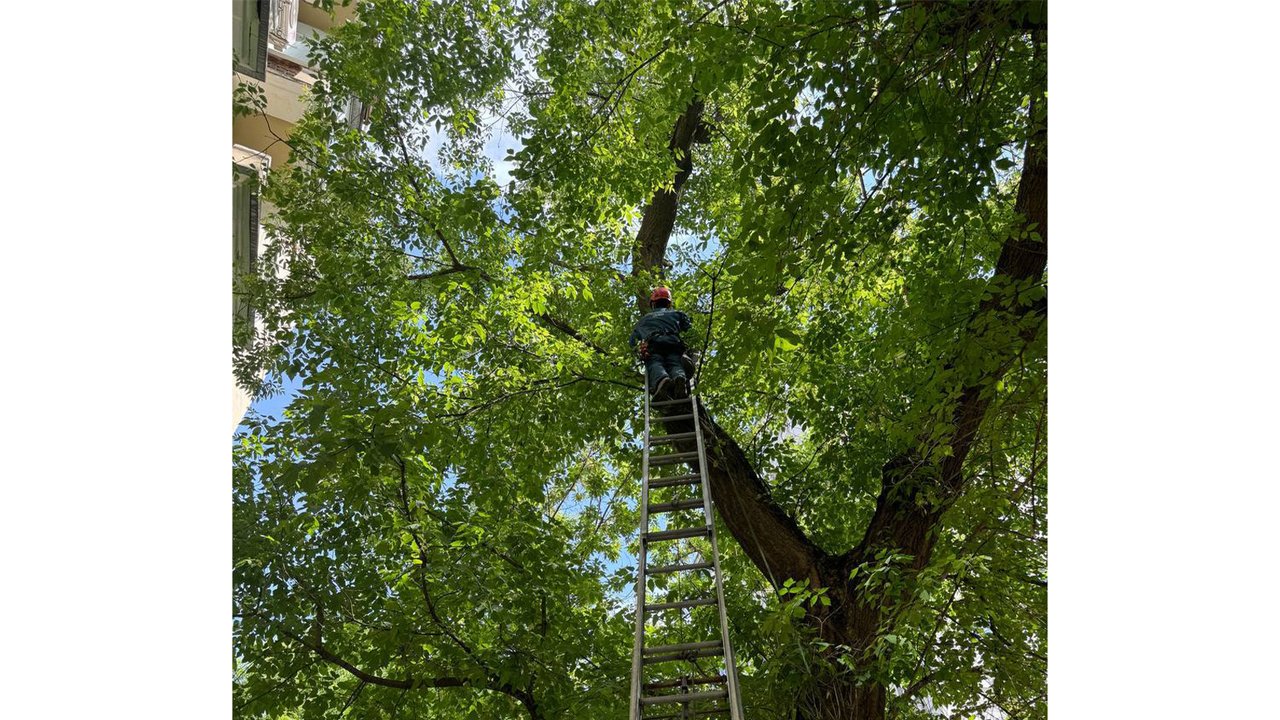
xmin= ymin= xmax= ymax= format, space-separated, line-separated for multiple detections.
xmin=629 ymin=307 xmax=691 ymax=347
xmin=630 ymin=287 xmax=692 ymax=398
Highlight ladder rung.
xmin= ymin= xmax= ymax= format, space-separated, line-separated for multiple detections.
xmin=644 ymin=640 xmax=722 ymax=656
xmin=645 ymin=527 xmax=710 ymax=542
xmin=642 ymin=710 xmax=730 ymax=720
xmin=655 ymin=413 xmax=694 ymax=422
xmin=648 ymin=498 xmax=705 ymax=514
xmin=650 ymin=451 xmax=700 ymax=466
xmin=646 ymin=597 xmax=716 ymax=611
xmin=651 ymin=397 xmax=693 ymax=407
xmin=640 ymin=689 xmax=729 ymax=706
xmin=647 ymin=561 xmax=714 ymax=575
xmin=642 ymin=646 xmax=724 ymax=665
xmin=648 ymin=432 xmax=695 ymax=444
xmin=649 ymin=474 xmax=700 ymax=488
xmin=643 ymin=675 xmax=727 ymax=691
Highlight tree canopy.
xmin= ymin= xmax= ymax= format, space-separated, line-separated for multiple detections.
xmin=233 ymin=1 xmax=1046 ymax=718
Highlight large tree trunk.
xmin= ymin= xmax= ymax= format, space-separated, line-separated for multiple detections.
xmin=798 ymin=677 xmax=886 ymax=720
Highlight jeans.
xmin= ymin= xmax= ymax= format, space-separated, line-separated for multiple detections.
xmin=645 ymin=338 xmax=687 ymax=393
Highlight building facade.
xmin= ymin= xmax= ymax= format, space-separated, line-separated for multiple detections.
xmin=232 ymin=0 xmax=360 ymax=431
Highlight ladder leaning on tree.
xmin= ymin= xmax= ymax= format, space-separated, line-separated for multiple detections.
xmin=629 ymin=367 xmax=744 ymax=720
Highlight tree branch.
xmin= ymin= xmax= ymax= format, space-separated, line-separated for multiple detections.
xmin=281 ymin=626 xmax=465 ymax=691
xmin=406 ymin=265 xmax=480 ymax=282
xmin=535 ymin=313 xmax=610 ymax=356
xmin=286 ymin=625 xmax=543 ymax=718
xmin=671 ymin=405 xmax=827 ymax=585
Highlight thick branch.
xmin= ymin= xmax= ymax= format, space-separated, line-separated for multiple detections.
xmin=630 ymin=99 xmax=706 ymax=301
xmin=939 ymin=112 xmax=1047 ymax=492
xmin=661 ymin=406 xmax=826 ymax=584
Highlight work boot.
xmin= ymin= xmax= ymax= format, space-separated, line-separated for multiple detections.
xmin=680 ymin=354 xmax=697 ymax=376
xmin=672 ymin=377 xmax=689 ymax=398
xmin=652 ymin=377 xmax=671 ymax=399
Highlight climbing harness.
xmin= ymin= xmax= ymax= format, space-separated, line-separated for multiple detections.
xmin=629 ymin=367 xmax=744 ymax=720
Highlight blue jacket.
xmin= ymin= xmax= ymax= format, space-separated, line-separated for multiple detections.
xmin=629 ymin=308 xmax=692 ymax=348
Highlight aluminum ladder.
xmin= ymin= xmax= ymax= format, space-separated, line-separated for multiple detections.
xmin=629 ymin=369 xmax=744 ymax=720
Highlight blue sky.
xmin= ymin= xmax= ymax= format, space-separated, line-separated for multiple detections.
xmin=241 ymin=372 xmax=303 ymax=428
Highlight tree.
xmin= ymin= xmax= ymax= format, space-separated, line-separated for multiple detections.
xmin=233 ymin=1 xmax=1047 ymax=718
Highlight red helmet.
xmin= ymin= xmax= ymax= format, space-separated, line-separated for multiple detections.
xmin=650 ymin=287 xmax=673 ymax=304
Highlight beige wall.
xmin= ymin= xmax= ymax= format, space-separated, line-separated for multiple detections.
xmin=232 ymin=381 xmax=253 ymax=429
xmin=231 ymin=55 xmax=317 ymax=168
xmin=298 ymin=0 xmax=357 ymax=32
xmin=232 ymin=111 xmax=297 ymax=170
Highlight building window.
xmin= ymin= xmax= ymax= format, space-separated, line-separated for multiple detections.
xmin=233 ymin=164 xmax=259 ymax=328
xmin=233 ymin=0 xmax=270 ymax=80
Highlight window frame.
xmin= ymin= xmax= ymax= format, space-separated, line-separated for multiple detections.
xmin=233 ymin=0 xmax=270 ymax=80
xmin=233 ymin=163 xmax=260 ymax=328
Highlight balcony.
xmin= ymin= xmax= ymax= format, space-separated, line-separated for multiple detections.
xmin=232 ymin=0 xmax=362 ymax=169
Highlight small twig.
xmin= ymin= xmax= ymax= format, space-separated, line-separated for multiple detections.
xmin=339 ymin=680 xmax=367 ymax=716
xmin=694 ymin=262 xmax=722 ymax=384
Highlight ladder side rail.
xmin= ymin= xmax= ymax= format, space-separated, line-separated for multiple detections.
xmin=630 ymin=366 xmax=653 ymax=720
xmin=689 ymin=392 xmax=744 ymax=720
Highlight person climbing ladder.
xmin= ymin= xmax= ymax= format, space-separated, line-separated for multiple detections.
xmin=629 ymin=286 xmax=692 ymax=399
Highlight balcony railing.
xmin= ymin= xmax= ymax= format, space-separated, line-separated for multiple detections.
xmin=268 ymin=0 xmax=298 ymax=51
